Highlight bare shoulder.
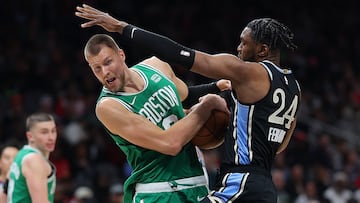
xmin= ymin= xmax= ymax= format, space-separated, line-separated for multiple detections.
xmin=95 ymin=97 xmax=137 ymax=134
xmin=96 ymin=97 xmax=129 ymax=119
xmin=142 ymin=56 xmax=173 ymax=77
xmin=23 ymin=152 xmax=44 ymax=164
xmin=22 ymin=153 xmax=48 ymax=175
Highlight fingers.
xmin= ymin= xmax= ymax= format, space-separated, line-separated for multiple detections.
xmin=83 ymin=4 xmax=104 ymax=14
xmin=203 ymin=94 xmax=229 ymax=114
xmin=80 ymin=21 xmax=97 ymax=28
xmin=75 ymin=11 xmax=95 ymax=21
xmin=75 ymin=4 xmax=104 ymax=28
xmin=77 ymin=4 xmax=99 ymax=14
xmin=75 ymin=4 xmax=105 ymax=20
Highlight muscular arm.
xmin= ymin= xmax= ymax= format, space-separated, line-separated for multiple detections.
xmin=22 ymin=154 xmax=51 ymax=203
xmin=96 ymin=94 xmax=228 ymax=156
xmin=75 ymin=5 xmax=268 ymax=103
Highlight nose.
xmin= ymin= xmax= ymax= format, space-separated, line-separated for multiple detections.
xmin=237 ymin=43 xmax=242 ymax=52
xmin=236 ymin=45 xmax=242 ymax=58
xmin=102 ymin=66 xmax=111 ymax=75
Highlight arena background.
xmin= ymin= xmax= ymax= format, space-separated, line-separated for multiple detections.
xmin=1 ymin=0 xmax=360 ymax=202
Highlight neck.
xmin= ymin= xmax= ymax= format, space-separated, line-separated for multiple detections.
xmin=124 ymin=69 xmax=144 ymax=93
xmin=261 ymin=53 xmax=280 ymax=67
xmin=27 ymin=144 xmax=49 ymax=159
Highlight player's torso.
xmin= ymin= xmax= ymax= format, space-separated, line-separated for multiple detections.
xmin=98 ymin=63 xmax=204 ymax=181
xmin=222 ymin=60 xmax=301 ymax=170
xmin=8 ymin=145 xmax=56 ymax=203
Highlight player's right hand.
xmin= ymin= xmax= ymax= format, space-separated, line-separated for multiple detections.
xmin=216 ymin=79 xmax=232 ymax=91
xmin=75 ymin=4 xmax=128 ymax=34
xmin=198 ymin=94 xmax=230 ymax=115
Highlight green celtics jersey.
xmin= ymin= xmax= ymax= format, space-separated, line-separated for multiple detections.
xmin=7 ymin=145 xmax=56 ymax=203
xmin=98 ymin=63 xmax=204 ymax=202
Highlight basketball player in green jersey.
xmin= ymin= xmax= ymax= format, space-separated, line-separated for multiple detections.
xmin=0 ymin=142 xmax=19 ymax=203
xmin=7 ymin=113 xmax=57 ymax=203
xmin=83 ymin=34 xmax=229 ymax=202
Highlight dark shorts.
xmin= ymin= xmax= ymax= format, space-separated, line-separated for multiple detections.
xmin=201 ymin=165 xmax=277 ymax=203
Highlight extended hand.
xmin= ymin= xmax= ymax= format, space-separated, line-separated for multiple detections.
xmin=198 ymin=94 xmax=230 ymax=115
xmin=216 ymin=79 xmax=232 ymax=91
xmin=75 ymin=4 xmax=128 ymax=33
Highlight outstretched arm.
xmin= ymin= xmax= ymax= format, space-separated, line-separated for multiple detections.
xmin=96 ymin=94 xmax=229 ymax=156
xmin=75 ymin=4 xmax=268 ymax=103
xmin=75 ymin=4 xmax=248 ymax=81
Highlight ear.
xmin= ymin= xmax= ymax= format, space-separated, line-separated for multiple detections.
xmin=118 ymin=49 xmax=126 ymax=61
xmin=26 ymin=131 xmax=33 ymax=141
xmin=257 ymin=44 xmax=269 ymax=57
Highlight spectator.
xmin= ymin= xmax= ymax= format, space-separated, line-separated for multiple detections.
xmin=294 ymin=180 xmax=320 ymax=203
xmin=323 ymin=171 xmax=353 ymax=203
xmin=109 ymin=183 xmax=124 ymax=203
xmin=70 ymin=186 xmax=96 ymax=203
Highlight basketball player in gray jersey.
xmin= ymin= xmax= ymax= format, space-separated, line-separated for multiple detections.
xmin=76 ymin=5 xmax=301 ymax=202
xmin=82 ymin=34 xmax=229 ymax=203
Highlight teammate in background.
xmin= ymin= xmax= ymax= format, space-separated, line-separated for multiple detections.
xmin=7 ymin=113 xmax=57 ymax=203
xmin=75 ymin=5 xmax=301 ymax=202
xmin=78 ymin=33 xmax=228 ymax=203
xmin=0 ymin=142 xmax=19 ymax=203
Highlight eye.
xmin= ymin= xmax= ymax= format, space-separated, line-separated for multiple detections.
xmin=92 ymin=66 xmax=101 ymax=73
xmin=104 ymin=59 xmax=112 ymax=66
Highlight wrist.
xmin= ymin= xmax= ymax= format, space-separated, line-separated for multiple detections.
xmin=118 ymin=22 xmax=129 ymax=34
xmin=122 ymin=24 xmax=136 ymax=36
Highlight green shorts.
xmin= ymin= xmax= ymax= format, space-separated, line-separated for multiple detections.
xmin=133 ymin=175 xmax=209 ymax=203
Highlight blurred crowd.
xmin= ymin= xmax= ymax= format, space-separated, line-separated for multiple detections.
xmin=0 ymin=0 xmax=360 ymax=202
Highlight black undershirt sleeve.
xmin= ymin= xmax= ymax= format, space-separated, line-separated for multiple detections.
xmin=123 ymin=25 xmax=195 ymax=69
xmin=182 ymin=82 xmax=220 ymax=109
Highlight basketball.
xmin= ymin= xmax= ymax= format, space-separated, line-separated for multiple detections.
xmin=191 ymin=110 xmax=230 ymax=150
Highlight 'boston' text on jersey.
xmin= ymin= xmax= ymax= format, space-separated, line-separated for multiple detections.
xmin=139 ymin=85 xmax=179 ymax=123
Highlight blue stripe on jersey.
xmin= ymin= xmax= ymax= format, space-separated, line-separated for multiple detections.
xmin=236 ymin=102 xmax=251 ymax=165
xmin=212 ymin=173 xmax=249 ymax=202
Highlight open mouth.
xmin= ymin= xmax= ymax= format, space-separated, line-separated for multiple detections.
xmin=106 ymin=77 xmax=116 ymax=84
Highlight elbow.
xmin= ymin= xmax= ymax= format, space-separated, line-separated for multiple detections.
xmin=162 ymin=142 xmax=183 ymax=156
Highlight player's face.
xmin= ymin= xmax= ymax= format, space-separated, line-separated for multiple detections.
xmin=87 ymin=46 xmax=126 ymax=92
xmin=27 ymin=120 xmax=57 ymax=156
xmin=0 ymin=147 xmax=18 ymax=173
xmin=237 ymin=27 xmax=258 ymax=62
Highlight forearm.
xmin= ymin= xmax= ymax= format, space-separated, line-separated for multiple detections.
xmin=182 ymin=82 xmax=220 ymax=109
xmin=167 ymin=102 xmax=213 ymax=149
xmin=123 ymin=25 xmax=195 ymax=69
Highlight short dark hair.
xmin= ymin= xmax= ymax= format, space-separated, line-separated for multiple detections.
xmin=84 ymin=34 xmax=121 ymax=59
xmin=26 ymin=112 xmax=54 ymax=131
xmin=246 ymin=18 xmax=297 ymax=51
